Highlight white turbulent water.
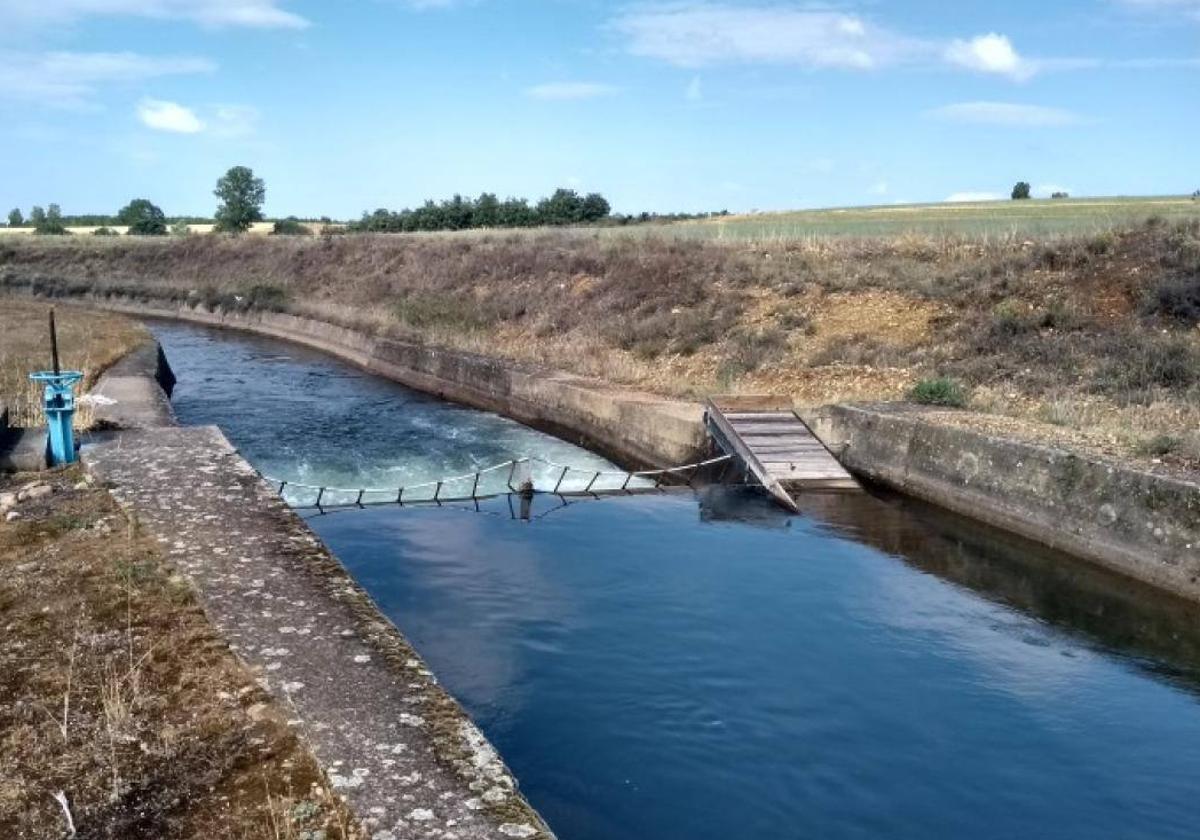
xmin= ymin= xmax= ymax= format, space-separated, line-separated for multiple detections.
xmin=153 ymin=322 xmax=638 ymax=506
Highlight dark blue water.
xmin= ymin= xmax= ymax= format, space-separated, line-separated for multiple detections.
xmin=156 ymin=321 xmax=1200 ymax=840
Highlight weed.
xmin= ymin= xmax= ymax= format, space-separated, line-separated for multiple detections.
xmin=909 ymin=377 xmax=968 ymax=407
xmin=1135 ymin=434 xmax=1182 ymax=456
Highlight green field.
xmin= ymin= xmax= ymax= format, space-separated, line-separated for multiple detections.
xmin=614 ymin=195 xmax=1200 ymax=242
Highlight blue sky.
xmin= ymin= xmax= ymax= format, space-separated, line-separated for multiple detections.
xmin=0 ymin=0 xmax=1196 ymax=217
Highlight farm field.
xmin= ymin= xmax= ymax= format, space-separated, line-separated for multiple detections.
xmin=624 ymin=196 xmax=1200 ymax=241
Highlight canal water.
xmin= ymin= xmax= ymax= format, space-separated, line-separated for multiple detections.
xmin=155 ymin=321 xmax=1200 ymax=840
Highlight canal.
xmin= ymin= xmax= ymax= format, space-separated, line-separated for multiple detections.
xmin=156 ymin=321 xmax=1200 ymax=840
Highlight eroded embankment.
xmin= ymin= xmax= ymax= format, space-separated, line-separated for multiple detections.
xmin=74 ymin=340 xmax=554 ymax=839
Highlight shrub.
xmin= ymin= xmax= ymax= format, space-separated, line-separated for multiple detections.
xmin=1143 ymin=275 xmax=1200 ymax=325
xmin=244 ymin=284 xmax=287 ymax=311
xmin=719 ymin=327 xmax=788 ymax=378
xmin=1135 ymin=434 xmax=1182 ymax=457
xmin=1100 ymin=334 xmax=1200 ymax=398
xmin=92 ymin=226 xmax=119 ymax=236
xmin=170 ymin=220 xmax=192 ymax=236
xmin=271 ymin=217 xmax=312 ymax=236
xmin=909 ymin=377 xmax=968 ymax=407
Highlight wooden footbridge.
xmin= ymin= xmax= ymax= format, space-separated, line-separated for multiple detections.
xmin=704 ymin=396 xmax=858 ymax=511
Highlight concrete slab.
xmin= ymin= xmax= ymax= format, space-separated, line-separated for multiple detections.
xmin=91 ymin=341 xmax=176 ymax=429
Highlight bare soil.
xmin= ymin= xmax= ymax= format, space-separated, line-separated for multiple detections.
xmin=0 ymin=467 xmax=358 ymax=839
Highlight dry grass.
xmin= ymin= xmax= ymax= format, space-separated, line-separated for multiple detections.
xmin=0 ymin=467 xmax=359 ymax=839
xmin=2 ymin=219 xmax=1198 ymax=470
xmin=0 ymin=300 xmax=147 ymax=428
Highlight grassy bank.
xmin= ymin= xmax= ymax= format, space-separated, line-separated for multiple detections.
xmin=1 ymin=219 xmax=1198 ymax=470
xmin=0 ymin=467 xmax=355 ymax=838
xmin=0 ymin=301 xmax=147 ymax=428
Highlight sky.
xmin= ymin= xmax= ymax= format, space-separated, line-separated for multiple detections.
xmin=0 ymin=0 xmax=1196 ymax=218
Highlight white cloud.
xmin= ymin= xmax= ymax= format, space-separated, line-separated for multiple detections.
xmin=927 ymin=101 xmax=1084 ymax=127
xmin=0 ymin=0 xmax=308 ymax=29
xmin=0 ymin=50 xmax=214 ymax=108
xmin=137 ymin=98 xmax=204 ymax=133
xmin=944 ymin=33 xmax=1034 ymax=80
xmin=685 ymin=75 xmax=702 ymax=101
xmin=524 ymin=82 xmax=618 ymax=100
xmin=611 ymin=5 xmax=920 ymax=69
xmin=945 ymin=192 xmax=1003 ymax=203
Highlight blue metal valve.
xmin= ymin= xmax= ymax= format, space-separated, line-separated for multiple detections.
xmin=29 ymin=370 xmax=85 ymax=465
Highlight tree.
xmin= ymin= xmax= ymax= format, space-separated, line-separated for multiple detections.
xmin=32 ymin=204 xmax=67 ymax=235
xmin=1011 ymin=181 xmax=1032 ymax=200
xmin=581 ymin=192 xmax=611 ymax=222
xmin=7 ymin=208 xmax=22 ymax=227
xmin=536 ymin=188 xmax=587 ymax=225
xmin=474 ymin=193 xmax=500 ymax=227
xmin=213 ymin=166 xmax=265 ymax=233
xmin=1051 ymin=191 xmax=1069 ymax=199
xmin=117 ymin=198 xmax=167 ymax=235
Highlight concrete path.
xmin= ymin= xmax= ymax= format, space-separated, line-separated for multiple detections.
xmin=85 ymin=426 xmax=551 ymax=840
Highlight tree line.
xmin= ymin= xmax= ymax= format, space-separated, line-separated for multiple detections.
xmin=348 ymin=189 xmax=612 ymax=233
xmin=7 ymin=166 xmax=270 ymax=236
xmin=6 ymin=167 xmax=728 ymax=236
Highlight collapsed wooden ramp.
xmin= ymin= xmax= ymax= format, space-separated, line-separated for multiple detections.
xmin=704 ymin=395 xmax=859 ymax=511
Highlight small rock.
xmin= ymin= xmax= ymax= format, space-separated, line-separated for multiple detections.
xmin=246 ymin=702 xmax=271 ymax=722
xmin=0 ymin=492 xmax=16 ymax=509
xmin=18 ymin=484 xmax=52 ymax=502
xmin=5 ymin=511 xmax=21 ymax=522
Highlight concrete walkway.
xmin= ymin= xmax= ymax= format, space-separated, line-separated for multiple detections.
xmin=85 ymin=426 xmax=551 ymax=840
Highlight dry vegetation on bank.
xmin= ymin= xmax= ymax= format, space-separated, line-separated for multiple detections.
xmin=0 ymin=301 xmax=147 ymax=428
xmin=0 ymin=467 xmax=356 ymax=839
xmin=2 ymin=219 xmax=1198 ymax=469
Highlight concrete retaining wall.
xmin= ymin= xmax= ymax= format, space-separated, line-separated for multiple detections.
xmin=803 ymin=403 xmax=1200 ymax=602
xmin=83 ymin=300 xmax=708 ymax=470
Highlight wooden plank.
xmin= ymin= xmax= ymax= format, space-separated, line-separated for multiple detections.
xmin=704 ymin=395 xmax=857 ymax=509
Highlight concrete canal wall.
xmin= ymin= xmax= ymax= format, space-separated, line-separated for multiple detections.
xmin=6 ymin=293 xmax=1200 ymax=605
xmin=803 ymin=403 xmax=1200 ymax=603
xmin=77 ymin=299 xmax=709 ymax=470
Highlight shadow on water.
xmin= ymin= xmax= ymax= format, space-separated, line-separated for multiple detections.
xmin=705 ymin=482 xmax=1200 ymax=691
xmin=314 ymin=478 xmax=1200 ymax=694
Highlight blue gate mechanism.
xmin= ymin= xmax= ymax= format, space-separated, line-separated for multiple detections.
xmin=28 ymin=309 xmax=84 ymax=466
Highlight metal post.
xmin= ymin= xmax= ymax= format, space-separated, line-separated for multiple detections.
xmin=552 ymin=466 xmax=569 ymax=494
xmin=49 ymin=310 xmax=61 ymax=376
